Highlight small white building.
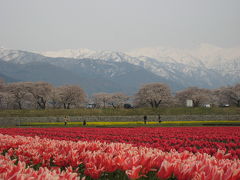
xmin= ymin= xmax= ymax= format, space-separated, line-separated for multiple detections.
xmin=186 ymin=100 xmax=193 ymax=107
xmin=203 ymin=104 xmax=211 ymax=108
xmin=86 ymin=103 xmax=96 ymax=108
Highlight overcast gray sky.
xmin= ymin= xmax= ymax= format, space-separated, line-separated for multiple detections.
xmin=0 ymin=0 xmax=239 ymax=51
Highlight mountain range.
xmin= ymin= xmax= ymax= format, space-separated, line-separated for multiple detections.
xmin=0 ymin=44 xmax=239 ymax=95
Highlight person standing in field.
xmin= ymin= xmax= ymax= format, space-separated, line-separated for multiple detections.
xmin=158 ymin=115 xmax=162 ymax=123
xmin=144 ymin=115 xmax=147 ymax=124
xmin=64 ymin=116 xmax=69 ymax=126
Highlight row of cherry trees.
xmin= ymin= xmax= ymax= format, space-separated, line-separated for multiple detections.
xmin=134 ymin=83 xmax=240 ymax=108
xmin=0 ymin=80 xmax=85 ymax=109
xmin=0 ymin=79 xmax=239 ymax=109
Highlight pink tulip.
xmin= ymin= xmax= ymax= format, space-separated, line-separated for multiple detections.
xmin=126 ymin=165 xmax=143 ymax=179
xmin=0 ymin=129 xmax=240 ymax=180
xmin=157 ymin=160 xmax=174 ymax=179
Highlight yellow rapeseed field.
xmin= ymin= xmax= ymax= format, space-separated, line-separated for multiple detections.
xmin=21 ymin=120 xmax=240 ymax=126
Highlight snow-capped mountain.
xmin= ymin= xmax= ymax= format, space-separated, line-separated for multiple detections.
xmin=41 ymin=44 xmax=240 ymax=74
xmin=0 ymin=47 xmax=45 ymax=64
xmin=127 ymin=43 xmax=240 ymax=77
xmin=40 ymin=44 xmax=240 ymax=87
xmin=0 ymin=47 xmax=175 ymax=94
xmin=43 ymin=49 xmax=141 ymax=64
xmin=0 ymin=44 xmax=239 ymax=94
xmin=42 ymin=48 xmax=96 ymax=59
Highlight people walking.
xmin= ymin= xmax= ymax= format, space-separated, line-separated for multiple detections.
xmin=64 ymin=116 xmax=70 ymax=126
xmin=64 ymin=116 xmax=68 ymax=126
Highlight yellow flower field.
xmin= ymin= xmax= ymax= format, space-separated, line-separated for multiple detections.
xmin=21 ymin=120 xmax=240 ymax=126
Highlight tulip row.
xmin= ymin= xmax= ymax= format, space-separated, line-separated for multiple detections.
xmin=1 ymin=133 xmax=240 ymax=180
xmin=1 ymin=127 xmax=239 ymax=159
xmin=0 ymin=154 xmax=81 ymax=180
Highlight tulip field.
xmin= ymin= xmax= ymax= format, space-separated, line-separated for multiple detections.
xmin=0 ymin=127 xmax=240 ymax=179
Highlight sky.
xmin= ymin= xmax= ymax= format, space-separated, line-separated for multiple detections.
xmin=0 ymin=0 xmax=240 ymax=52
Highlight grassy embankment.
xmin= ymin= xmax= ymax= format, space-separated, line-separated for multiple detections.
xmin=0 ymin=107 xmax=239 ymax=117
xmin=1 ymin=107 xmax=239 ymax=127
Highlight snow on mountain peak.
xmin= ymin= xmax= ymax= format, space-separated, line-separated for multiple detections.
xmin=42 ymin=48 xmax=96 ymax=59
xmin=127 ymin=44 xmax=240 ymax=68
xmin=0 ymin=48 xmax=24 ymax=62
xmin=38 ymin=43 xmax=240 ymax=70
xmin=192 ymin=43 xmax=240 ymax=66
xmin=1 ymin=44 xmax=240 ymax=83
xmin=0 ymin=45 xmax=240 ymax=90
xmin=41 ymin=48 xmax=143 ymax=64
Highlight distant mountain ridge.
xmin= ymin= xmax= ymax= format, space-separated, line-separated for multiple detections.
xmin=42 ymin=44 xmax=240 ymax=88
xmin=0 ymin=44 xmax=239 ymax=95
xmin=127 ymin=44 xmax=240 ymax=79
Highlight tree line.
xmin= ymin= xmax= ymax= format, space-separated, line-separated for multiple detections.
xmin=0 ymin=79 xmax=239 ymax=110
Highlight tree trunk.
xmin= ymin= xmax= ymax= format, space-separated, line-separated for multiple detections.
xmin=193 ymin=100 xmax=200 ymax=107
xmin=237 ymin=100 xmax=240 ymax=107
xmin=150 ymin=101 xmax=154 ymax=108
xmin=17 ymin=101 xmax=22 ymax=109
xmin=36 ymin=96 xmax=46 ymax=109
xmin=67 ymin=103 xmax=71 ymax=109
xmin=111 ymin=103 xmax=116 ymax=109
xmin=154 ymin=100 xmax=161 ymax=108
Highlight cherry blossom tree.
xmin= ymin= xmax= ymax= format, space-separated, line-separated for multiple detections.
xmin=134 ymin=83 xmax=172 ymax=108
xmin=92 ymin=93 xmax=111 ymax=108
xmin=25 ymin=82 xmax=53 ymax=109
xmin=175 ymin=87 xmax=211 ymax=107
xmin=59 ymin=85 xmax=86 ymax=109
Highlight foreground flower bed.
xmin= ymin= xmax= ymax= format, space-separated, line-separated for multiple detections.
xmin=0 ymin=134 xmax=240 ymax=180
xmin=1 ymin=127 xmax=239 ymax=159
xmin=0 ymin=155 xmax=80 ymax=180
